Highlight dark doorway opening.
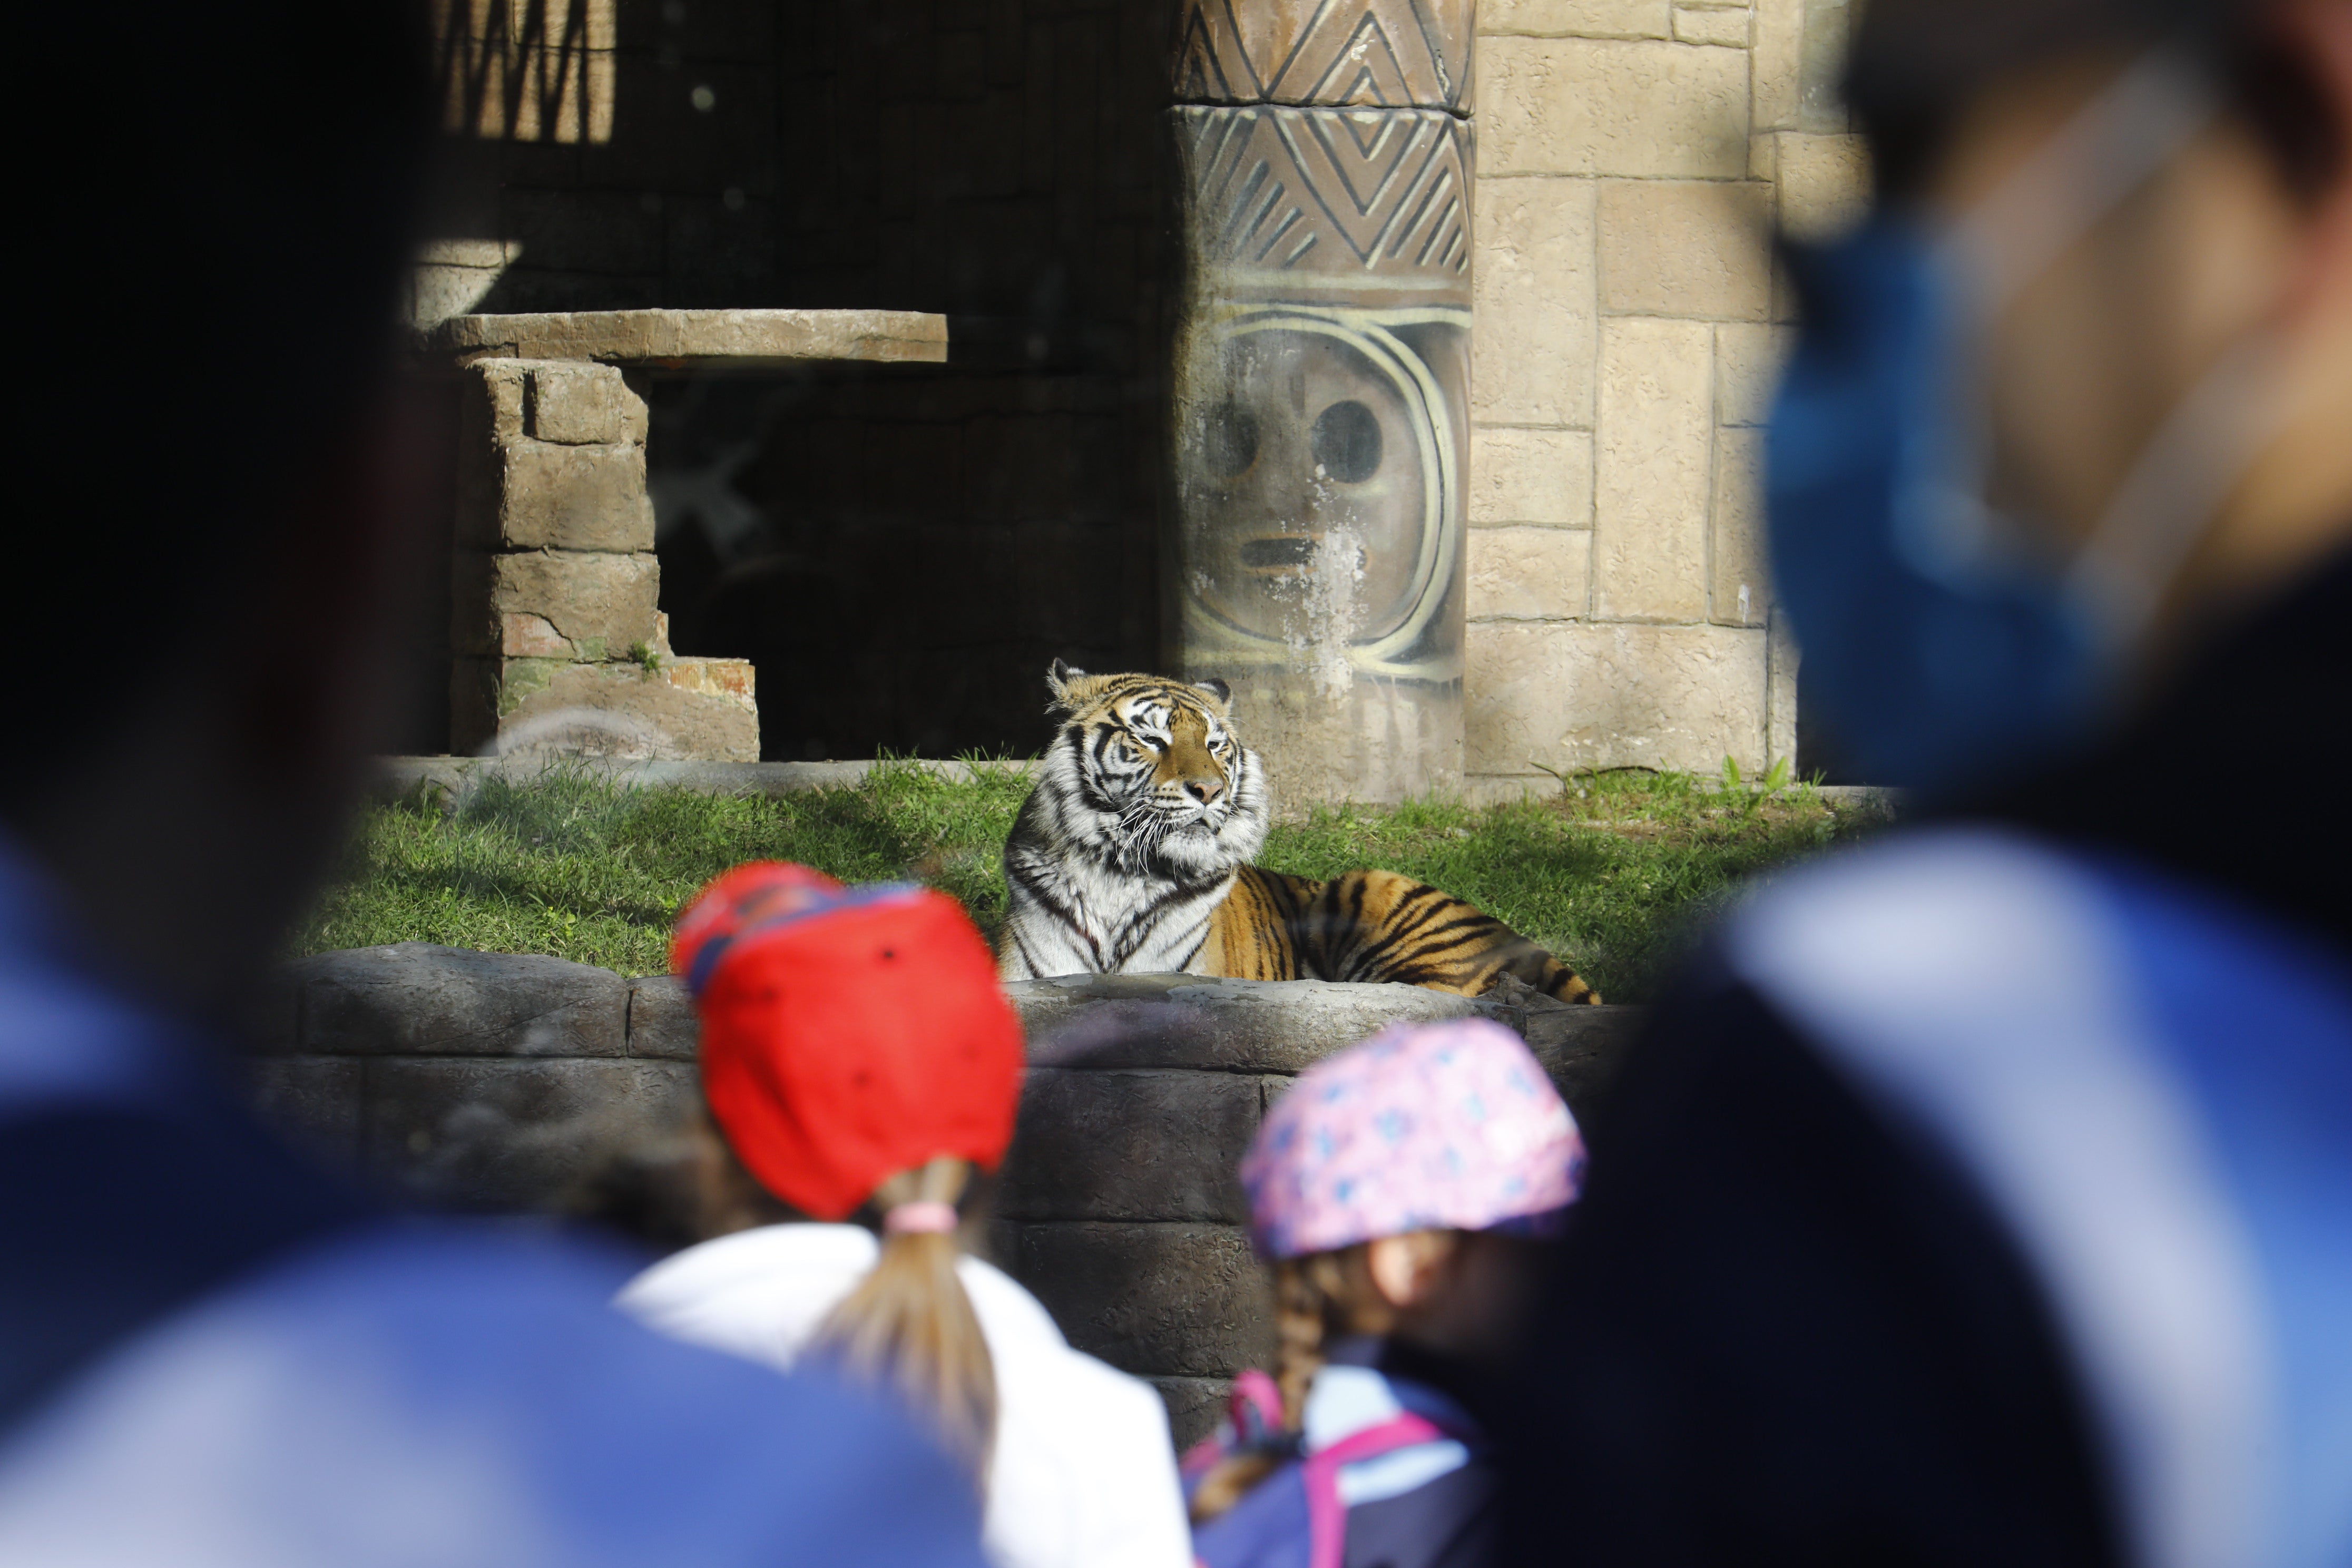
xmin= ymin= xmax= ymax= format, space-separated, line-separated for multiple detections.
xmin=648 ymin=357 xmax=1156 ymax=762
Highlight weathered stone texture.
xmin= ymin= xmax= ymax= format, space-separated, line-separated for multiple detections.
xmin=455 ymin=658 xmax=759 ymax=762
xmin=469 ymin=442 xmax=656 ymax=553
xmin=1770 ymin=130 xmax=1871 ymax=242
xmin=1714 ymin=321 xmax=1791 ymax=427
xmin=280 ymin=943 xmax=630 ymax=1059
xmin=1711 ymin=426 xmax=1770 ymax=627
xmin=997 ymin=1069 xmax=1263 ymax=1223
xmin=426 ymin=308 xmax=949 ymax=367
xmin=457 ymin=549 xmax=662 ymax=656
xmin=1768 ymin=606 xmax=1801 ymax=767
xmin=1597 ymin=180 xmax=1771 ymax=321
xmin=1753 ymin=0 xmax=1850 ymax=134
xmin=366 ymin=1057 xmax=699 ymax=1212
xmin=995 ymin=1222 xmax=1275 ymax=1377
xmin=1482 ymin=37 xmax=1748 ymax=179
xmin=1672 ymin=5 xmax=1750 ymax=46
xmin=526 ymin=360 xmax=648 ymax=446
xmin=1479 ymin=0 xmax=1671 ymax=42
xmin=1521 ymin=996 xmax=1639 ymax=1107
xmin=1468 ymin=527 xmax=1590 ymax=622
xmin=1472 ymin=177 xmax=1597 ymax=428
xmin=1470 ymin=426 xmax=1592 ymax=527
xmin=459 ymin=358 xmax=533 ymax=449
xmin=1149 ymin=1377 xmax=1234 ymax=1454
xmin=1009 ymin=973 xmax=1499 ymax=1074
xmin=624 ymin=975 xmax=698 ymax=1060
xmin=1173 ymin=0 xmax=1475 ymax=110
xmin=1593 ymin=317 xmax=1713 ymax=622
xmin=1467 ymin=619 xmax=1770 ymax=774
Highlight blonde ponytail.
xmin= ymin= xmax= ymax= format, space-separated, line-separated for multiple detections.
xmin=808 ymin=1157 xmax=998 ymax=1480
xmin=1188 ymin=1244 xmax=1385 ymax=1524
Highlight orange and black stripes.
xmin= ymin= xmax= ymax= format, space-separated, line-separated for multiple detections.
xmin=1206 ymin=866 xmax=1596 ymax=1003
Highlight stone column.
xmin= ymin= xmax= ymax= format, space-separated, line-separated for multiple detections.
xmin=448 ymin=358 xmax=759 ymax=759
xmin=1169 ymin=0 xmax=1475 ymax=806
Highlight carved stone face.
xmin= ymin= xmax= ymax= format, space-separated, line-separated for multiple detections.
xmin=1181 ymin=320 xmax=1435 ymax=650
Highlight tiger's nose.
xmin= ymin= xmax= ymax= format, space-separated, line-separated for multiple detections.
xmin=1184 ymin=775 xmax=1224 ymax=807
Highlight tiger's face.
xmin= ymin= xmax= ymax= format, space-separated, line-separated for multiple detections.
xmin=1039 ymin=661 xmax=1268 ymax=881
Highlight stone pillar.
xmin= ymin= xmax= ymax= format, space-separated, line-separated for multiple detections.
xmin=1168 ymin=1 xmax=1475 ymax=806
xmin=448 ymin=358 xmax=759 ymax=759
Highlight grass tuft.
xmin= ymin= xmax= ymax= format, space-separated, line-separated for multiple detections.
xmin=294 ymin=761 xmax=1886 ymax=1002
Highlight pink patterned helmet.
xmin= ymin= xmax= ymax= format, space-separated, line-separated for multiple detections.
xmin=1240 ymin=1018 xmax=1587 ymax=1260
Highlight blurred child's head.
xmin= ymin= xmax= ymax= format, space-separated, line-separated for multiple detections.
xmin=1246 ymin=1015 xmax=1585 ymax=1379
xmin=673 ymin=861 xmax=1026 ymax=1476
xmin=1190 ymin=1020 xmax=1585 ymax=1523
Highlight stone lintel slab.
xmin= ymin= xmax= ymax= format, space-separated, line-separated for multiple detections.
xmin=422 ymin=308 xmax=948 ymax=369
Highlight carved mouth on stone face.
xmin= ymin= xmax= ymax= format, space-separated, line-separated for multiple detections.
xmin=1240 ymin=536 xmax=1317 ymax=572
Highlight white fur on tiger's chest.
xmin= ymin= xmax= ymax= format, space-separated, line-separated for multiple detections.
xmin=997 ymin=679 xmax=1269 ymax=984
xmin=997 ymin=851 xmax=1235 ymax=981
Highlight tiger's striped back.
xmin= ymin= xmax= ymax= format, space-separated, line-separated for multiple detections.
xmin=1200 ymin=866 xmax=1596 ymax=1003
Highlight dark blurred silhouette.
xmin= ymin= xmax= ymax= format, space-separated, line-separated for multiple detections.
xmin=0 ymin=6 xmax=986 ymax=1563
xmin=1505 ymin=2 xmax=2350 ymax=1565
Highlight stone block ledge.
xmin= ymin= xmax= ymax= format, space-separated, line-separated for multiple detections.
xmin=419 ymin=308 xmax=949 ymax=369
xmin=252 ymin=945 xmax=1647 ymax=1208
xmin=246 ymin=943 xmax=1650 ymax=1446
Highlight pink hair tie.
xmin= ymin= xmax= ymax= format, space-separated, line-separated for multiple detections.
xmin=882 ymin=1200 xmax=960 ymax=1236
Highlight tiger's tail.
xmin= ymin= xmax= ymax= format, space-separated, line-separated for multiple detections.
xmin=1487 ymin=941 xmax=1599 ymax=1005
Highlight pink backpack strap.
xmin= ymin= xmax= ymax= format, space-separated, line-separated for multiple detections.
xmin=1298 ymin=1412 xmax=1447 ymax=1568
xmin=1180 ymin=1368 xmax=1290 ymax=1479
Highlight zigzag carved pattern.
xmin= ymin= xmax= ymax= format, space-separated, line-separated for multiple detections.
xmin=1181 ymin=106 xmax=1471 ymax=276
xmin=1173 ymin=0 xmax=1473 ymax=111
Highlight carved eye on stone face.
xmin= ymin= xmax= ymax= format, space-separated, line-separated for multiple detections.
xmin=1310 ymin=399 xmax=1381 ymax=483
xmin=1203 ymin=400 xmax=1261 ymax=480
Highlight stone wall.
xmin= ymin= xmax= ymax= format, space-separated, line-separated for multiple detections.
xmin=248 ymin=943 xmax=1642 ymax=1444
xmin=1463 ymin=0 xmax=1866 ymax=794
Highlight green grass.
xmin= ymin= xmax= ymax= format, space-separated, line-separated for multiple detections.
xmin=293 ymin=761 xmax=1887 ymax=1002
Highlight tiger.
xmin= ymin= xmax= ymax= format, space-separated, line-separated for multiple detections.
xmin=997 ymin=662 xmax=1598 ymax=1003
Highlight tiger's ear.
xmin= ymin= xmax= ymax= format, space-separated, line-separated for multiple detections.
xmin=1194 ymin=677 xmax=1232 ymax=708
xmin=1046 ymin=658 xmax=1089 ymax=710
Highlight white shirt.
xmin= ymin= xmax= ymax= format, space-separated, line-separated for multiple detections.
xmin=617 ymin=1225 xmax=1193 ymax=1568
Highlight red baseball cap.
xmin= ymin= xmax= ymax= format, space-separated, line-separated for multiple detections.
xmin=672 ymin=863 xmax=1024 ymax=1222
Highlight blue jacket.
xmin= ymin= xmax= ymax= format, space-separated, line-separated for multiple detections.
xmin=0 ymin=838 xmax=990 ymax=1567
